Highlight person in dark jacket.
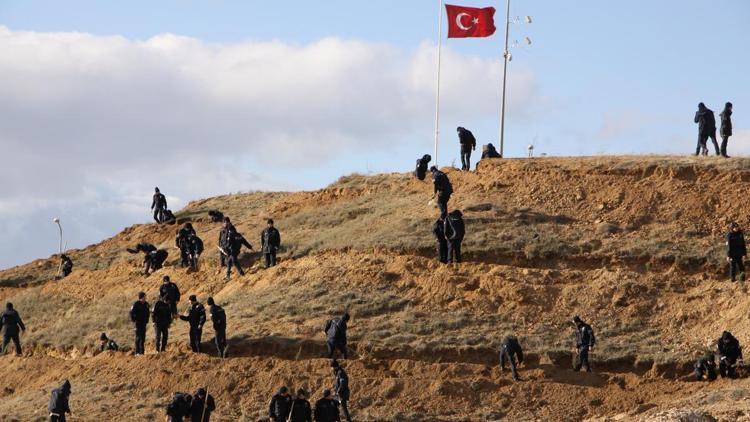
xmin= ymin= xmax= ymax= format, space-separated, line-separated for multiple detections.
xmin=694 ymin=353 xmax=717 ymax=381
xmin=314 ymin=390 xmax=341 ymax=422
xmin=331 ymin=360 xmax=352 ymax=422
xmin=499 ymin=335 xmax=524 ymax=381
xmin=207 ymin=297 xmax=227 ymax=358
xmin=717 ymin=331 xmax=743 ymax=378
xmin=325 ymin=313 xmax=350 ymax=359
xmin=414 ymin=154 xmax=431 ymax=180
xmin=186 ymin=233 xmax=204 ymax=272
xmin=152 ymin=187 xmax=168 ymax=223
xmin=481 ymin=143 xmax=501 ymax=159
xmin=444 ymin=210 xmax=465 ymax=264
xmin=726 ymin=222 xmax=746 ymax=282
xmin=130 ymin=292 xmax=150 ymax=355
xmin=217 ymin=217 xmax=236 ymax=267
xmin=98 ymin=333 xmax=119 ymax=352
xmin=269 ymin=386 xmax=292 ymax=422
xmin=152 ymin=295 xmax=172 ymax=352
xmin=261 ymin=219 xmax=281 ymax=268
xmin=162 ymin=209 xmax=177 ymax=225
xmin=176 ymin=223 xmax=197 ymax=268
xmin=694 ymin=103 xmax=720 ymax=156
xmin=127 ymin=243 xmax=168 ymax=276
xmin=430 ymin=166 xmax=453 ymax=220
xmin=1 ymin=302 xmax=26 ymax=356
xmin=720 ymin=102 xmax=733 ymax=158
xmin=48 ymin=380 xmax=71 ymax=422
xmin=457 ymin=126 xmax=477 ymax=171
xmin=208 ymin=210 xmax=224 ymax=223
xmin=224 ymin=229 xmax=252 ymax=280
xmin=179 ymin=295 xmax=206 ymax=353
xmin=190 ymin=388 xmax=216 ymax=422
xmin=572 ymin=316 xmax=596 ymax=372
xmin=289 ymin=389 xmax=313 ymax=422
xmin=60 ymin=254 xmax=73 ymax=278
xmin=166 ymin=392 xmax=192 ymax=422
xmin=432 ymin=217 xmax=448 ymax=264
xmin=160 ymin=276 xmax=181 ymax=316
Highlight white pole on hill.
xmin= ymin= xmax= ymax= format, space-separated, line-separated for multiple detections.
xmin=434 ymin=0 xmax=444 ymax=167
xmin=499 ymin=0 xmax=511 ymax=158
xmin=53 ymin=217 xmax=63 ymax=278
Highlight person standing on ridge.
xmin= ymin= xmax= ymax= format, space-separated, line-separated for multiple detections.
xmin=180 ymin=295 xmax=206 ymax=353
xmin=720 ymin=102 xmax=733 ymax=158
xmin=430 ymin=166 xmax=453 ymax=220
xmin=726 ymin=222 xmax=746 ymax=282
xmin=129 ymin=292 xmax=150 ymax=355
xmin=414 ymin=154 xmax=431 ymax=180
xmin=151 ymin=187 xmax=168 ymax=223
xmin=694 ymin=103 xmax=719 ymax=156
xmin=1 ymin=302 xmax=26 ymax=356
xmin=457 ymin=127 xmax=477 ymax=171
xmin=207 ymin=297 xmax=227 ymax=358
xmin=572 ymin=316 xmax=595 ymax=372
xmin=261 ymin=218 xmax=281 ymax=268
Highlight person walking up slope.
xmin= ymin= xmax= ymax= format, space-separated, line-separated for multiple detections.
xmin=572 ymin=316 xmax=595 ymax=372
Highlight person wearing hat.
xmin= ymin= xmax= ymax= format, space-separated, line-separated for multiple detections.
xmin=268 ymin=386 xmax=292 ymax=422
xmin=314 ymin=389 xmax=340 ymax=422
xmin=98 ymin=333 xmax=119 ymax=352
xmin=331 ymin=360 xmax=351 ymax=422
xmin=207 ymin=297 xmax=227 ymax=358
xmin=726 ymin=222 xmax=746 ymax=282
xmin=179 ymin=295 xmax=206 ymax=353
xmin=481 ymin=143 xmax=501 ymax=159
xmin=1 ymin=302 xmax=26 ymax=356
xmin=151 ymin=187 xmax=168 ymax=223
xmin=261 ymin=218 xmax=281 ymax=268
xmin=694 ymin=102 xmax=719 ymax=156
xmin=720 ymin=102 xmax=733 ymax=157
xmin=288 ymin=388 xmax=312 ymax=422
xmin=190 ymin=388 xmax=216 ymax=422
xmin=572 ymin=316 xmax=595 ymax=372
xmin=48 ymin=380 xmax=71 ymax=422
xmin=129 ymin=292 xmax=150 ymax=355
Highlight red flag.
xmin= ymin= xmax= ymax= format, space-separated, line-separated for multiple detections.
xmin=445 ymin=4 xmax=496 ymax=38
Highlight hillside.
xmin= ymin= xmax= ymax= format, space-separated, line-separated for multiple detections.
xmin=2 ymin=156 xmax=750 ymax=421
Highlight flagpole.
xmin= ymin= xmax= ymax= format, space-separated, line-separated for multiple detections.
xmin=434 ymin=0 xmax=444 ymax=167
xmin=499 ymin=0 xmax=511 ymax=158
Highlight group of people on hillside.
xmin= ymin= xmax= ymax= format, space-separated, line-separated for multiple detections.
xmin=268 ymin=362 xmax=349 ymax=422
xmin=694 ymin=102 xmax=734 ymax=157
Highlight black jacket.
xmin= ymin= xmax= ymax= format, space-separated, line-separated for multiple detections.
xmin=325 ymin=317 xmax=348 ymax=344
xmin=130 ymin=301 xmax=150 ymax=326
xmin=720 ymin=109 xmax=733 ymax=137
xmin=152 ymin=299 xmax=172 ymax=327
xmin=695 ymin=356 xmax=716 ymax=373
xmin=219 ymin=224 xmax=236 ymax=250
xmin=160 ymin=282 xmax=181 ymax=304
xmin=500 ymin=336 xmax=524 ymax=366
xmin=1 ymin=309 xmax=25 ymax=335
xmin=482 ymin=144 xmax=501 ymax=159
xmin=269 ymin=393 xmax=292 ymax=420
xmin=458 ymin=127 xmax=476 ymax=149
xmin=432 ymin=170 xmax=453 ymax=196
xmin=100 ymin=339 xmax=119 ymax=352
xmin=718 ymin=332 xmax=743 ymax=361
xmin=444 ymin=211 xmax=465 ymax=242
xmin=414 ymin=154 xmax=431 ymax=180
xmin=152 ymin=192 xmax=167 ymax=209
xmin=167 ymin=392 xmax=192 ymax=419
xmin=148 ymin=250 xmax=168 ymax=267
xmin=727 ymin=231 xmax=747 ymax=258
xmin=180 ymin=302 xmax=206 ymax=329
xmin=128 ymin=243 xmax=156 ymax=254
xmin=190 ymin=394 xmax=216 ymax=422
xmin=261 ymin=227 xmax=281 ymax=254
xmin=695 ymin=107 xmax=716 ymax=135
xmin=48 ymin=381 xmax=71 ymax=415
xmin=314 ymin=398 xmax=340 ymax=422
xmin=289 ymin=398 xmax=313 ymax=422
xmin=61 ymin=255 xmax=73 ymax=275
xmin=189 ymin=235 xmax=204 ymax=255
xmin=228 ymin=232 xmax=252 ymax=255
xmin=334 ymin=368 xmax=350 ymax=401
xmin=432 ymin=219 xmax=446 ymax=242
xmin=176 ymin=226 xmax=195 ymax=249
xmin=209 ymin=304 xmax=226 ymax=331
xmin=575 ymin=322 xmax=596 ymax=348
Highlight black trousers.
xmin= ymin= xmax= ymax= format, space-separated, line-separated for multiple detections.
xmin=437 ymin=239 xmax=448 ymax=263
xmin=327 ymin=340 xmax=348 ymax=359
xmin=226 ymin=253 xmax=244 ymax=278
xmin=134 ymin=324 xmax=147 ymax=355
xmin=719 ymin=357 xmax=738 ymax=378
xmin=437 ymin=194 xmax=449 ymax=220
xmin=2 ymin=332 xmax=21 ymax=355
xmin=264 ymin=251 xmax=277 ymax=268
xmin=500 ymin=348 xmax=519 ymax=380
xmin=218 ymin=251 xmax=227 ymax=267
xmin=697 ymin=133 xmax=720 ymax=155
xmin=448 ymin=240 xmax=462 ymax=263
xmin=214 ymin=327 xmax=227 ymax=357
xmin=460 ymin=146 xmax=472 ymax=170
xmin=179 ymin=248 xmax=189 ymax=267
xmin=189 ymin=327 xmax=202 ymax=352
xmin=153 ymin=207 xmax=165 ymax=223
xmin=339 ymin=399 xmax=352 ymax=422
xmin=49 ymin=414 xmax=66 ymax=422
xmin=721 ymin=135 xmax=730 ymax=156
xmin=574 ymin=347 xmax=591 ymax=372
xmin=730 ymin=257 xmax=745 ymax=281
xmin=155 ymin=325 xmax=169 ymax=352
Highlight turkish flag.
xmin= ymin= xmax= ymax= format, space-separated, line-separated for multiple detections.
xmin=445 ymin=4 xmax=496 ymax=38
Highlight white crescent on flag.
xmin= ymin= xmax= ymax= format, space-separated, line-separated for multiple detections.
xmin=455 ymin=12 xmax=474 ymax=30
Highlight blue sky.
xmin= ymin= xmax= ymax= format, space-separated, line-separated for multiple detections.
xmin=0 ymin=0 xmax=748 ymax=268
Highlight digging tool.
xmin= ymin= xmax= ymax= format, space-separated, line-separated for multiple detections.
xmin=217 ymin=246 xmax=228 ymax=256
xmin=286 ymin=400 xmax=296 ymax=422
xmin=200 ymin=386 xmax=209 ymax=422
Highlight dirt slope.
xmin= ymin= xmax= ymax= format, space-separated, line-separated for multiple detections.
xmin=2 ymin=156 xmax=750 ymax=421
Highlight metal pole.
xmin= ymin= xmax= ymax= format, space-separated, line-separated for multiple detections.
xmin=54 ymin=218 xmax=63 ymax=278
xmin=499 ymin=0 xmax=511 ymax=158
xmin=434 ymin=0 xmax=444 ymax=166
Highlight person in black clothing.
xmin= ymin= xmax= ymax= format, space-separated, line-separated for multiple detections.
xmin=152 ymin=295 xmax=172 ymax=352
xmin=1 ymin=302 xmax=26 ymax=356
xmin=98 ymin=333 xmax=119 ymax=352
xmin=432 ymin=217 xmax=448 ymax=264
xmin=694 ymin=103 xmax=720 ymax=156
xmin=331 ymin=360 xmax=352 ymax=422
xmin=430 ymin=166 xmax=453 ymax=220
xmin=176 ymin=223 xmax=196 ymax=268
xmin=444 ymin=210 xmax=465 ymax=264
xmin=60 ymin=254 xmax=73 ymax=278
xmin=190 ymin=388 xmax=216 ymax=422
xmin=166 ymin=392 xmax=192 ymax=422
xmin=48 ymin=380 xmax=71 ymax=422
xmin=481 ymin=143 xmax=501 ymax=159
xmin=289 ymin=388 xmax=313 ymax=422
xmin=127 ymin=243 xmax=168 ymax=276
xmin=325 ymin=313 xmax=350 ymax=359
xmin=726 ymin=222 xmax=746 ymax=282
xmin=720 ymin=102 xmax=733 ymax=158
xmin=207 ymin=297 xmax=227 ymax=358
xmin=694 ymin=353 xmax=717 ymax=381
xmin=269 ymin=386 xmax=292 ymax=422
xmin=208 ymin=210 xmax=224 ymax=223
xmin=457 ymin=126 xmax=476 ymax=171
xmin=717 ymin=331 xmax=743 ymax=378
xmin=188 ymin=233 xmax=204 ymax=271
xmin=224 ymin=228 xmax=252 ymax=280
xmin=160 ymin=276 xmax=181 ymax=316
xmin=499 ymin=335 xmax=524 ymax=381
xmin=130 ymin=292 xmax=150 ymax=355
xmin=414 ymin=154 xmax=431 ymax=180
xmin=162 ymin=209 xmax=177 ymax=225
xmin=572 ymin=316 xmax=596 ymax=372
xmin=180 ymin=295 xmax=206 ymax=353
xmin=314 ymin=390 xmax=341 ymax=422
xmin=152 ymin=187 xmax=168 ymax=223
xmin=217 ymin=217 xmax=235 ymax=267
xmin=261 ymin=219 xmax=281 ymax=268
